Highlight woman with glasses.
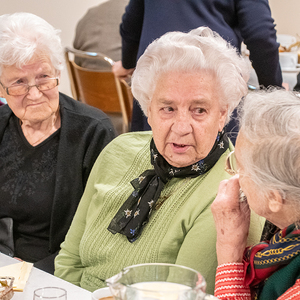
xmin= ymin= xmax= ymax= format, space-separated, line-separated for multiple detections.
xmin=212 ymin=89 xmax=300 ymax=299
xmin=55 ymin=27 xmax=264 ymax=295
xmin=0 ymin=13 xmax=115 ymax=273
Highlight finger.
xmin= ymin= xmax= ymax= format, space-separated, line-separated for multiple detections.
xmin=226 ymin=174 xmax=241 ymax=193
xmin=217 ymin=179 xmax=229 ymax=194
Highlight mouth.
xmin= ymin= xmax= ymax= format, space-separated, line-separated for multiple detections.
xmin=171 ymin=143 xmax=190 ymax=153
xmin=173 ymin=143 xmax=187 ymax=148
xmin=27 ymin=101 xmax=45 ymax=107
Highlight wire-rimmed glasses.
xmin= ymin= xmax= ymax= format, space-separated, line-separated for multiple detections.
xmin=0 ymin=77 xmax=59 ymax=96
xmin=225 ymin=151 xmax=247 ymax=202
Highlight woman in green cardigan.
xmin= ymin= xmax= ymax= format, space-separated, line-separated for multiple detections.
xmin=54 ymin=27 xmax=264 ymax=294
xmin=212 ymin=89 xmax=300 ymax=299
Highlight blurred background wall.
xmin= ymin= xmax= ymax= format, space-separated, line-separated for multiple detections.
xmin=270 ymin=0 xmax=300 ymax=36
xmin=1 ymin=0 xmax=299 ymax=97
xmin=1 ymin=0 xmax=107 ymax=97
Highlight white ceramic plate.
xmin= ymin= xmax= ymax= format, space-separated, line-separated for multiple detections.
xmin=91 ymin=287 xmax=112 ymax=300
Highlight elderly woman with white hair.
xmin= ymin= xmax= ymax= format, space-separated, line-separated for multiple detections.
xmin=55 ymin=27 xmax=264 ymax=294
xmin=0 ymin=12 xmax=115 ymax=273
xmin=212 ymin=89 xmax=300 ymax=299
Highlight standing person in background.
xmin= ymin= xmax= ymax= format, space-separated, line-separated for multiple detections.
xmin=0 ymin=12 xmax=115 ymax=274
xmin=73 ymin=0 xmax=129 ymax=70
xmin=113 ymin=0 xmax=283 ymax=141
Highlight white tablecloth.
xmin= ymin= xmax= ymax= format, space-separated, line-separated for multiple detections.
xmin=0 ymin=253 xmax=91 ymax=300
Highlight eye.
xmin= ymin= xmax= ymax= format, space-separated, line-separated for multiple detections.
xmin=38 ymin=74 xmax=50 ymax=80
xmin=14 ymin=79 xmax=25 ymax=85
xmin=194 ymin=107 xmax=207 ymax=115
xmin=162 ymin=106 xmax=174 ymax=113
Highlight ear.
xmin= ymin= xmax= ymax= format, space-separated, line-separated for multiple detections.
xmin=268 ymin=190 xmax=284 ymax=213
xmin=218 ymin=107 xmax=228 ymax=131
xmin=147 ymin=104 xmax=152 ymax=128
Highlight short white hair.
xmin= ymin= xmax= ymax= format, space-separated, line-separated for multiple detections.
xmin=132 ymin=26 xmax=251 ymax=124
xmin=0 ymin=12 xmax=64 ymax=76
xmin=239 ymin=88 xmax=300 ymax=204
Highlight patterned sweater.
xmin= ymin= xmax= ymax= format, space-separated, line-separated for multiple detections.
xmin=215 ymin=262 xmax=300 ymax=300
xmin=55 ymin=132 xmax=264 ymax=294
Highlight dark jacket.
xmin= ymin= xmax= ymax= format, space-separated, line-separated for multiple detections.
xmin=120 ymin=0 xmax=283 ymax=132
xmin=0 ymin=93 xmax=115 ymax=272
xmin=121 ymin=0 xmax=282 ymax=87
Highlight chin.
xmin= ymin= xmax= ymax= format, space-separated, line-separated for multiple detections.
xmin=163 ymin=148 xmax=198 ymax=168
xmin=166 ymin=158 xmax=195 ymax=168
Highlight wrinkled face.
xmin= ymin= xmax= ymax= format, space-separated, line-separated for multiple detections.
xmin=147 ymin=71 xmax=227 ymax=168
xmin=235 ymin=132 xmax=272 ymax=219
xmin=0 ymin=53 xmax=60 ymax=124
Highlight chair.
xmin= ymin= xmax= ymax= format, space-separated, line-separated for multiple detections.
xmin=64 ymin=47 xmax=133 ymax=134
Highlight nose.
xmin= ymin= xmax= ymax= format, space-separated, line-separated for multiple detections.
xmin=27 ymin=85 xmax=42 ymax=99
xmin=171 ymin=111 xmax=193 ymax=135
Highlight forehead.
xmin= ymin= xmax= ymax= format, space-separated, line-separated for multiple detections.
xmin=1 ymin=53 xmax=54 ymax=81
xmin=152 ymin=71 xmax=220 ymax=105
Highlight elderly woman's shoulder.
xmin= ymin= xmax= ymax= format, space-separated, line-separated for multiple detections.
xmin=0 ymin=103 xmax=11 ymax=117
xmin=59 ymin=92 xmax=111 ymax=122
xmin=104 ymin=130 xmax=153 ymax=152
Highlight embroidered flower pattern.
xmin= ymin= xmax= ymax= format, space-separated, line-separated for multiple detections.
xmin=148 ymin=200 xmax=154 ymax=208
xmin=124 ymin=209 xmax=132 ymax=218
xmin=0 ymin=126 xmax=59 ymax=205
xmin=134 ymin=209 xmax=140 ymax=218
xmin=169 ymin=168 xmax=180 ymax=176
xmin=130 ymin=228 xmax=137 ymax=235
xmin=138 ymin=176 xmax=145 ymax=183
xmin=191 ymin=164 xmax=200 ymax=172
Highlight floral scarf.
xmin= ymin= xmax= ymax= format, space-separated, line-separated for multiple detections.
xmin=107 ymin=131 xmax=229 ymax=242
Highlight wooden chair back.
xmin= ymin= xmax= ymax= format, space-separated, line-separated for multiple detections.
xmin=64 ymin=47 xmax=132 ymax=133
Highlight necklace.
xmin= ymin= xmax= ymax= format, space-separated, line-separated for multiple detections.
xmin=154 ymin=177 xmax=192 ymax=210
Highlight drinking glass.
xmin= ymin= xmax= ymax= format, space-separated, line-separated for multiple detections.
xmin=33 ymin=287 xmax=67 ymax=299
xmin=106 ymin=263 xmax=219 ymax=300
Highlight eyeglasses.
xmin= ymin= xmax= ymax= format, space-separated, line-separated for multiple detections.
xmin=225 ymin=151 xmax=247 ymax=202
xmin=0 ymin=77 xmax=59 ymax=96
xmin=225 ymin=151 xmax=238 ymax=176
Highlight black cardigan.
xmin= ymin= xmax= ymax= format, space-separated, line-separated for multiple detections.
xmin=0 ymin=93 xmax=115 ymax=272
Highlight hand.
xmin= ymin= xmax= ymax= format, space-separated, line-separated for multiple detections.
xmin=211 ymin=175 xmax=250 ymax=265
xmin=13 ymin=257 xmax=23 ymax=262
xmin=282 ymin=82 xmax=289 ymax=90
xmin=112 ymin=61 xmax=135 ymax=80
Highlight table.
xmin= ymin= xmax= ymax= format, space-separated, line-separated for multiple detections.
xmin=0 ymin=253 xmax=91 ymax=300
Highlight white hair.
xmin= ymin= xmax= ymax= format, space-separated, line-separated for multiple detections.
xmin=0 ymin=12 xmax=64 ymax=76
xmin=131 ymin=26 xmax=251 ymax=124
xmin=239 ymin=88 xmax=300 ymax=205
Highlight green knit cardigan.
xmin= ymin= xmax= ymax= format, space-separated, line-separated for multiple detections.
xmin=55 ymin=132 xmax=264 ymax=295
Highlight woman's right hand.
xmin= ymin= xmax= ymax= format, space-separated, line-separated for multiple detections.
xmin=112 ymin=61 xmax=135 ymax=80
xmin=211 ymin=175 xmax=250 ymax=265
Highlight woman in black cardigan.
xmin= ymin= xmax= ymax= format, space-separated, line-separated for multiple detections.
xmin=0 ymin=12 xmax=115 ymax=273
